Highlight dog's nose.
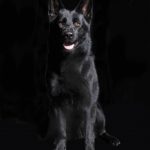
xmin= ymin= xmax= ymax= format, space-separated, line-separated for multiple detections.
xmin=65 ymin=32 xmax=73 ymax=39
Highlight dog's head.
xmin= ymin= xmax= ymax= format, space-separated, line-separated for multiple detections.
xmin=48 ymin=0 xmax=93 ymax=53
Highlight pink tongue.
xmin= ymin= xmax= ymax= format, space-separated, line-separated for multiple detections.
xmin=63 ymin=44 xmax=75 ymax=50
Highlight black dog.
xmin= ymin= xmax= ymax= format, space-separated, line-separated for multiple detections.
xmin=47 ymin=0 xmax=120 ymax=150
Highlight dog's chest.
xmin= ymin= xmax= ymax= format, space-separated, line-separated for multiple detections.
xmin=50 ymin=56 xmax=99 ymax=107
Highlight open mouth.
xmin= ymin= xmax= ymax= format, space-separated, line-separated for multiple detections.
xmin=63 ymin=42 xmax=78 ymax=52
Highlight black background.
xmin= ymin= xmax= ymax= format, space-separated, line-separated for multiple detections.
xmin=0 ymin=0 xmax=150 ymax=150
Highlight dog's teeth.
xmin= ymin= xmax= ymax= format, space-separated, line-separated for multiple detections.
xmin=63 ymin=44 xmax=75 ymax=50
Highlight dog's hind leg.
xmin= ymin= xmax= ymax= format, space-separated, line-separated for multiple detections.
xmin=95 ymin=105 xmax=121 ymax=147
xmin=95 ymin=105 xmax=106 ymax=136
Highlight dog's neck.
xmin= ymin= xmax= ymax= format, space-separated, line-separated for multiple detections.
xmin=48 ymin=31 xmax=93 ymax=75
xmin=77 ymin=33 xmax=92 ymax=55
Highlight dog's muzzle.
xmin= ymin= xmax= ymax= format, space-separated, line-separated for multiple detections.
xmin=62 ymin=30 xmax=78 ymax=52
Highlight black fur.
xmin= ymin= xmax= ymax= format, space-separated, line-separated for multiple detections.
xmin=47 ymin=0 xmax=120 ymax=150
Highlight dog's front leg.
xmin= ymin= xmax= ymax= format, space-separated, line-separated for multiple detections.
xmin=84 ymin=106 xmax=96 ymax=150
xmin=50 ymin=108 xmax=67 ymax=150
xmin=53 ymin=138 xmax=66 ymax=150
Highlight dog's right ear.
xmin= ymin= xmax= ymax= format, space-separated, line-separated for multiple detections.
xmin=48 ymin=0 xmax=60 ymax=23
xmin=75 ymin=0 xmax=93 ymax=22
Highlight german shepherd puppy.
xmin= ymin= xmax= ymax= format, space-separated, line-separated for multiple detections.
xmin=47 ymin=0 xmax=120 ymax=150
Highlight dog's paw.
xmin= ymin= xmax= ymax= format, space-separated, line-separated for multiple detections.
xmin=98 ymin=132 xmax=121 ymax=147
xmin=109 ymin=136 xmax=121 ymax=147
xmin=85 ymin=145 xmax=95 ymax=150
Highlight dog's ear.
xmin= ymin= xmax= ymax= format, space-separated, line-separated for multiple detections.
xmin=76 ymin=0 xmax=93 ymax=22
xmin=48 ymin=0 xmax=64 ymax=23
xmin=48 ymin=0 xmax=59 ymax=22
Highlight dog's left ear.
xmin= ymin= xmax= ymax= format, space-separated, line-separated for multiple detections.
xmin=76 ymin=0 xmax=93 ymax=22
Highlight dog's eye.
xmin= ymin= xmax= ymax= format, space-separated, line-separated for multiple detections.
xmin=58 ymin=18 xmax=66 ymax=28
xmin=74 ymin=21 xmax=81 ymax=27
xmin=58 ymin=22 xmax=63 ymax=28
